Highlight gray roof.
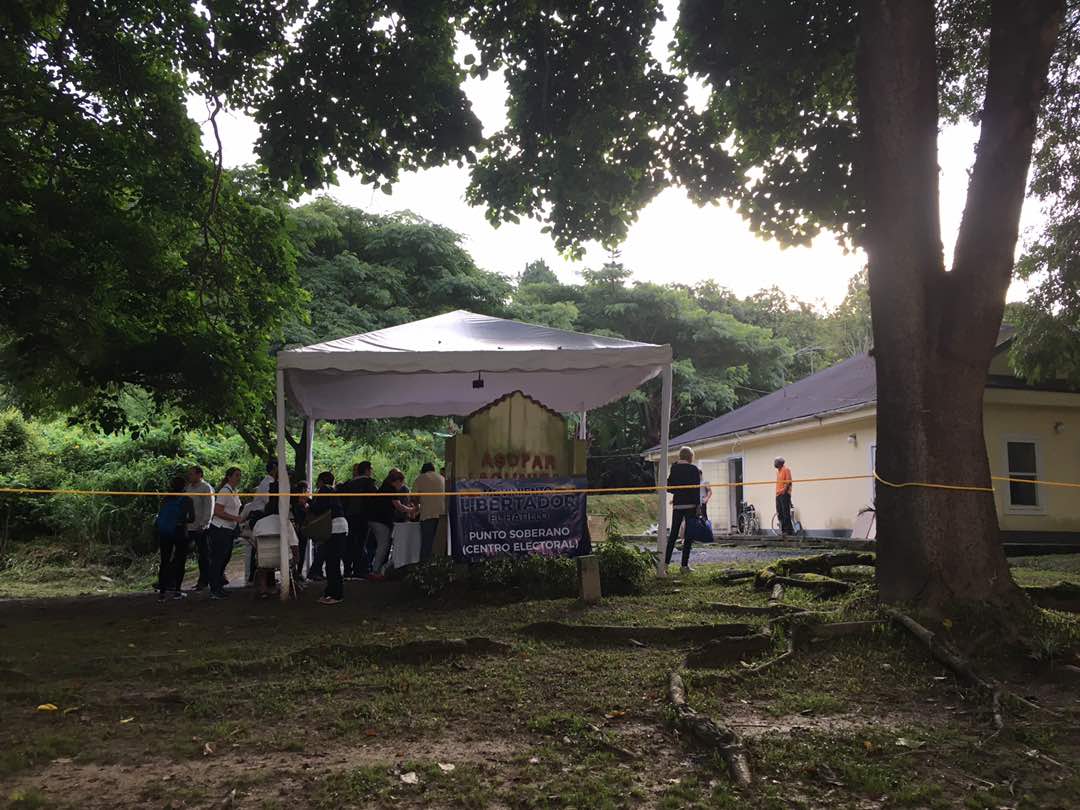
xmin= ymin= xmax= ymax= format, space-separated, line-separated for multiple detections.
xmin=661 ymin=353 xmax=877 ymax=450
xmin=653 ymin=327 xmax=1034 ymax=453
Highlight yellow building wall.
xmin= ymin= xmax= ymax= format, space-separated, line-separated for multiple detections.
xmin=687 ymin=391 xmax=1080 ymax=535
xmin=694 ymin=412 xmax=877 ymax=534
xmin=983 ymin=391 xmax=1080 ymax=533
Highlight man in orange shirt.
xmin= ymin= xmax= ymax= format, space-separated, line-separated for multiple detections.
xmin=774 ymin=457 xmax=794 ymax=536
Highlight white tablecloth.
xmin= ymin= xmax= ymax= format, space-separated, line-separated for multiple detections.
xmin=390 ymin=522 xmax=423 ymax=569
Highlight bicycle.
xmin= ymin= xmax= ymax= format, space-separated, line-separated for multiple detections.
xmin=736 ymin=502 xmax=760 ymax=535
xmin=771 ymin=503 xmax=804 ymax=537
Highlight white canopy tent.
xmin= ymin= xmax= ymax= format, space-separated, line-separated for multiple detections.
xmin=272 ymin=310 xmax=674 ymax=599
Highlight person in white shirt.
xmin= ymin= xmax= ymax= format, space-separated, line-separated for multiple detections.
xmin=209 ymin=467 xmax=243 ymax=599
xmin=185 ymin=466 xmax=215 ymax=590
xmin=241 ymin=461 xmax=277 ymax=584
xmin=412 ymin=463 xmax=446 ymax=561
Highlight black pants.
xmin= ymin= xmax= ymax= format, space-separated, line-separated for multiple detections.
xmin=190 ymin=529 xmax=211 ymax=587
xmin=158 ymin=532 xmax=189 ymax=592
xmin=323 ymin=533 xmax=346 ymax=600
xmin=665 ymin=508 xmax=695 ymax=568
xmin=292 ymin=531 xmax=308 ymax=581
xmin=776 ymin=493 xmax=794 ymax=535
xmin=345 ymin=517 xmax=368 ymax=577
xmin=209 ymin=525 xmax=235 ymax=595
xmin=309 ymin=540 xmax=325 ymax=578
xmin=420 ymin=518 xmax=439 ymax=562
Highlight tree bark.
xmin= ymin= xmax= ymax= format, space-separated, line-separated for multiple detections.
xmin=856 ymin=0 xmax=1064 ymax=613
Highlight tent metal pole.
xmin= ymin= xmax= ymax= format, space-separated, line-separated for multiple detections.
xmin=276 ymin=368 xmax=291 ymax=601
xmin=303 ymin=417 xmax=314 ymax=577
xmin=657 ymin=364 xmax=672 ymax=576
xmin=577 ymin=411 xmax=587 ymax=440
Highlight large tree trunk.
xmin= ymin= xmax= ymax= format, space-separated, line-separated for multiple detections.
xmin=856 ymin=0 xmax=1063 ymax=613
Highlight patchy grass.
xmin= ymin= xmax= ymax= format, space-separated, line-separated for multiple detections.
xmin=0 ymin=542 xmax=157 ymax=599
xmin=590 ymin=493 xmax=656 ymax=535
xmin=0 ymin=553 xmax=1078 ymax=808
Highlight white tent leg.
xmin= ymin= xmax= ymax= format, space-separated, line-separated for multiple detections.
xmin=303 ymin=417 xmax=314 ymax=577
xmin=657 ymin=364 xmax=672 ymax=576
xmin=276 ymin=368 xmax=291 ymax=601
xmin=577 ymin=411 xmax=587 ymax=440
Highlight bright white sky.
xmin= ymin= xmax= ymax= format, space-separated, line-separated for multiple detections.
xmin=187 ymin=3 xmax=1040 ymax=310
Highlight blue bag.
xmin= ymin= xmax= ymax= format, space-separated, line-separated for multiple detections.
xmin=155 ymin=497 xmax=186 ymax=537
xmin=685 ymin=515 xmax=714 ymax=544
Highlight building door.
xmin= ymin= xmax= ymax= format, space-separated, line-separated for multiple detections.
xmin=728 ymin=457 xmax=744 ymax=531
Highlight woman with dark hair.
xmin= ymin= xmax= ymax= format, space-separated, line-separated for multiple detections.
xmin=308 ymin=471 xmax=347 ymax=604
xmin=291 ymin=481 xmax=310 ymax=584
xmin=208 ymin=467 xmax=243 ymax=599
xmin=155 ymin=475 xmax=195 ymax=601
xmin=367 ymin=469 xmax=417 ymax=580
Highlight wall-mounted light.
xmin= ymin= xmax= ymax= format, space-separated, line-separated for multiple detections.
xmin=1054 ymin=421 xmax=1066 ymax=434
xmin=847 ymin=433 xmax=858 ymax=446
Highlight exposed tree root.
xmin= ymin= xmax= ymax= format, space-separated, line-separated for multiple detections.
xmin=1023 ymin=581 xmax=1080 ymax=613
xmin=182 ymin=637 xmax=512 ymax=677
xmin=304 ymin=637 xmax=513 ymax=664
xmin=713 ymin=569 xmax=758 ymax=585
xmin=755 ymin=552 xmax=876 ymax=588
xmin=882 ymin=607 xmax=1061 ymax=727
xmin=521 ymin=621 xmax=754 ymax=646
xmin=772 ymin=574 xmax=852 ymax=597
xmin=768 ymin=583 xmax=785 ymax=605
xmin=668 ymin=671 xmax=752 ymax=787
xmin=707 ymin=602 xmax=804 ymax=617
xmin=741 ymin=626 xmax=799 ymax=675
xmin=586 ymin=723 xmax=638 ymax=760
xmin=685 ymin=633 xmax=775 ymax=669
xmin=806 ymin=620 xmax=886 ymax=640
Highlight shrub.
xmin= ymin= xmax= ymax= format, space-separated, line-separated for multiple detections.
xmin=405 ymin=556 xmax=457 ymax=597
xmin=466 ymin=555 xmax=577 ymax=598
xmin=467 ymin=557 xmax=520 ymax=591
xmin=518 ymin=555 xmax=577 ymax=597
xmin=594 ymin=540 xmax=652 ymax=595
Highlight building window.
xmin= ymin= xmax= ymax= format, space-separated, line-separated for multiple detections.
xmin=1006 ymin=440 xmax=1040 ymax=509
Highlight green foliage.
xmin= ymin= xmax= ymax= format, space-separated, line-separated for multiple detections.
xmin=463 ymin=545 xmax=649 ymax=600
xmin=286 ymin=198 xmax=510 ymax=348
xmin=593 ymin=540 xmax=652 ymax=596
xmin=404 ymin=556 xmax=456 ymax=597
xmin=0 ymin=407 xmax=449 ymax=554
xmin=509 ymin=256 xmax=871 ymax=480
xmin=466 ymin=555 xmax=577 ymax=598
xmin=0 ymin=3 xmax=305 ymax=444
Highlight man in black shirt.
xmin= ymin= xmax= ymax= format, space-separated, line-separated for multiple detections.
xmin=665 ymin=446 xmax=712 ymax=573
xmin=337 ymin=461 xmax=379 ymax=578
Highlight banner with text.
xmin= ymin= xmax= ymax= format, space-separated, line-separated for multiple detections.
xmin=450 ymin=478 xmax=589 ymax=562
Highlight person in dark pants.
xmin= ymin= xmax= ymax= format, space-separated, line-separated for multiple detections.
xmin=155 ymin=476 xmax=195 ymax=600
xmin=185 ymin=466 xmax=215 ymax=590
xmin=209 ymin=467 xmax=244 ymax=599
xmin=291 ymin=481 xmax=310 ymax=583
xmin=310 ymin=471 xmax=347 ymax=604
xmin=774 ymin=456 xmax=795 ymax=536
xmin=412 ymin=462 xmax=445 ymax=561
xmin=665 ymin=446 xmax=711 ymax=573
xmin=337 ymin=462 xmax=378 ymax=578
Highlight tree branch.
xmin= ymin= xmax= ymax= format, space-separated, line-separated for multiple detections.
xmin=949 ymin=0 xmax=1065 ymax=339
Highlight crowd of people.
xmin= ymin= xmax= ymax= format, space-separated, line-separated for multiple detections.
xmin=153 ymin=460 xmax=447 ymax=605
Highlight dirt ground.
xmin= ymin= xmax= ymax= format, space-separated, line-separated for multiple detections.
xmin=1 ymin=556 xmax=1079 ymax=809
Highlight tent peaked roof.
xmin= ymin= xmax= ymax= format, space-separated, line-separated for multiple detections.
xmin=286 ymin=310 xmax=662 ymax=358
xmin=277 ymin=310 xmax=672 ymax=419
xmin=278 ymin=310 xmax=670 ymax=373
